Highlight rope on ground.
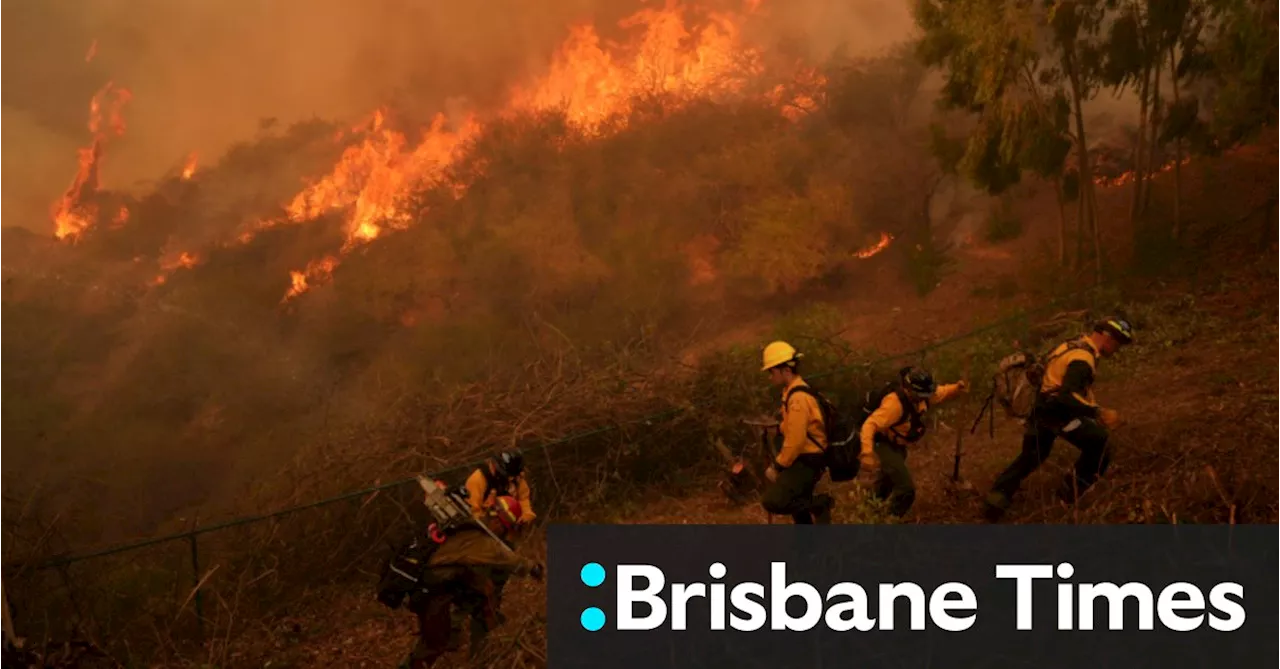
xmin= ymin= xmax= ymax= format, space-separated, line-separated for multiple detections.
xmin=24 ymin=281 xmax=1110 ymax=571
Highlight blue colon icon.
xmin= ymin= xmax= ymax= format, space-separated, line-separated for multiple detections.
xmin=580 ymin=562 xmax=606 ymax=587
xmin=581 ymin=606 xmax=606 ymax=631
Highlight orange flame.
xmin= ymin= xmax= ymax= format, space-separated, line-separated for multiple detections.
xmin=160 ymin=251 xmax=199 ymax=272
xmin=508 ymin=0 xmax=762 ymax=128
xmin=853 ymin=232 xmax=894 ymax=259
xmin=769 ymin=65 xmax=827 ymax=122
xmin=182 ymin=152 xmax=199 ymax=180
xmin=278 ymin=111 xmax=480 ymax=253
xmin=1093 ymin=156 xmax=1191 ymax=188
xmin=282 ymin=256 xmax=340 ymax=303
xmin=152 ymin=251 xmax=200 ymax=286
xmin=273 ymin=1 xmax=812 ymax=302
xmin=51 ymin=81 xmax=132 ymax=241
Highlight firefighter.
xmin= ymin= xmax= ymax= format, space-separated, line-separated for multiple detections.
xmin=459 ymin=449 xmax=535 ymax=632
xmin=759 ymin=341 xmax=835 ymax=525
xmin=859 ymin=366 xmax=968 ymax=517
xmin=983 ymin=318 xmax=1135 ymax=521
xmin=399 ymin=496 xmax=542 ymax=669
xmin=464 ymin=450 xmax=536 ymax=526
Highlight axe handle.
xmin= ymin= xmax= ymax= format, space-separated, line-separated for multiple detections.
xmin=952 ymin=427 xmax=963 ymax=480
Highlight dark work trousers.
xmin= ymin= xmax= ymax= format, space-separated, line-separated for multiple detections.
xmin=405 ymin=593 xmax=454 ymax=669
xmin=451 ymin=568 xmax=505 ymax=659
xmin=991 ymin=410 xmax=1112 ymax=502
xmin=872 ymin=438 xmax=915 ymax=517
xmin=761 ymin=454 xmax=830 ymax=524
xmin=449 ymin=562 xmax=514 ymax=652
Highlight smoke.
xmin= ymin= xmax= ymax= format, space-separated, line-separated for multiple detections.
xmin=749 ymin=0 xmax=917 ymax=61
xmin=1 ymin=0 xmax=919 ymax=233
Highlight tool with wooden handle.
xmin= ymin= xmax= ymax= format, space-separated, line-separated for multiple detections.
xmin=949 ymin=356 xmax=975 ymax=492
xmin=742 ymin=416 xmax=780 ymax=524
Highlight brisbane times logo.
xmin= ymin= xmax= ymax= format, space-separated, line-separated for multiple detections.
xmin=574 ymin=561 xmax=1247 ymax=633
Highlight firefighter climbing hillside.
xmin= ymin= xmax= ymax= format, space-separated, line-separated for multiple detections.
xmin=859 ymin=366 xmax=968 ymax=518
xmin=378 ymin=486 xmax=543 ymax=669
xmin=983 ymin=318 xmax=1135 ymax=521
xmin=759 ymin=341 xmax=836 ymax=525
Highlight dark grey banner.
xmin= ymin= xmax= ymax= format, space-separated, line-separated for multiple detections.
xmin=548 ymin=525 xmax=1278 ymax=668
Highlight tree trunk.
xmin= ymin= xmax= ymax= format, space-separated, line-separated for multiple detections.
xmin=1143 ymin=55 xmax=1163 ymax=213
xmin=1130 ymin=63 xmax=1150 ymax=224
xmin=1055 ymin=178 xmax=1069 ymax=267
xmin=1066 ymin=51 xmax=1102 ymax=283
xmin=1169 ymin=44 xmax=1184 ymax=239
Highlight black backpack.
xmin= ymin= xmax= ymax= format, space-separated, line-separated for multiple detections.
xmin=852 ymin=380 xmax=928 ymax=444
xmin=375 ymin=519 xmax=447 ymax=610
xmin=783 ymin=385 xmax=860 ymax=483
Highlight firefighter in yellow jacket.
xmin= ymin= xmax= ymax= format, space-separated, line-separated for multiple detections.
xmin=984 ymin=318 xmax=1134 ymax=520
xmin=859 ymin=367 xmax=967 ymax=517
xmin=454 ymin=450 xmax=535 ymax=641
xmin=464 ymin=450 xmax=536 ymax=525
xmin=759 ymin=341 xmax=835 ymax=524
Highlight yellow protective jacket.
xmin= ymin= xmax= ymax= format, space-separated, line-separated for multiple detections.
xmin=775 ymin=376 xmax=827 ymax=468
xmin=465 ymin=467 xmax=536 ymax=523
xmin=859 ymin=383 xmax=964 ymax=455
xmin=1039 ymin=337 xmax=1101 ymax=418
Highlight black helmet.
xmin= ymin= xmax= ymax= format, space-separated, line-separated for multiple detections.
xmin=900 ymin=366 xmax=936 ymax=397
xmin=1094 ymin=318 xmax=1135 ymax=344
xmin=494 ymin=450 xmax=524 ymax=478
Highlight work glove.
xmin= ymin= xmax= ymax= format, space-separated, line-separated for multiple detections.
xmin=1098 ymin=408 xmax=1121 ymax=429
xmin=859 ymin=451 xmax=879 ymax=473
xmin=956 ymin=380 xmax=970 ymax=393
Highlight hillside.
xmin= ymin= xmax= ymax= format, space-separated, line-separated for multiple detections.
xmin=2 ymin=0 xmax=1276 ymax=666
xmin=203 ymin=142 xmax=1278 ymax=669
xmin=204 ymin=231 xmax=1274 ymax=669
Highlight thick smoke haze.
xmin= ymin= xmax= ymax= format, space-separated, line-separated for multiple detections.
xmin=1 ymin=0 xmax=916 ymax=233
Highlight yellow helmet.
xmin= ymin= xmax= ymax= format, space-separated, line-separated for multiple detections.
xmin=761 ymin=341 xmax=801 ymax=371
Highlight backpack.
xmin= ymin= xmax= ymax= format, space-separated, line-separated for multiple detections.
xmin=991 ymin=339 xmax=1096 ymax=421
xmin=375 ymin=512 xmax=451 ymax=610
xmin=783 ymin=385 xmax=859 ymax=483
xmin=851 ymin=380 xmax=928 ymax=444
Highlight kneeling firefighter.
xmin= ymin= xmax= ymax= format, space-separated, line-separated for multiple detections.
xmin=377 ymin=480 xmax=543 ymax=669
xmin=759 ymin=341 xmax=835 ymax=524
xmin=859 ymin=366 xmax=968 ymax=517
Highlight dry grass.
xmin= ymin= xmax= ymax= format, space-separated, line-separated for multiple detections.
xmin=198 ymin=228 xmax=1276 ymax=669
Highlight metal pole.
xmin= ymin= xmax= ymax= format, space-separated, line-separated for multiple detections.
xmin=187 ymin=535 xmax=204 ymax=642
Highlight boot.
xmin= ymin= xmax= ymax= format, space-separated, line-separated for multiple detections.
xmin=812 ymin=494 xmax=835 ymax=525
xmin=982 ymin=490 xmax=1010 ymax=523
